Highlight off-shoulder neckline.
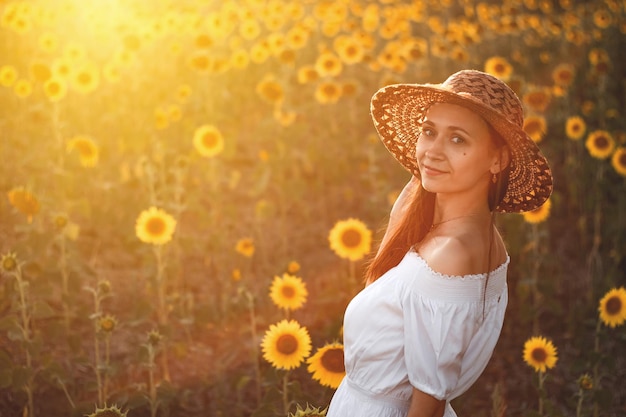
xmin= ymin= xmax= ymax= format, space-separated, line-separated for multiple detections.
xmin=408 ymin=250 xmax=510 ymax=280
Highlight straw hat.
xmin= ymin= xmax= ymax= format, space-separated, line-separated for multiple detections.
xmin=370 ymin=69 xmax=553 ymax=213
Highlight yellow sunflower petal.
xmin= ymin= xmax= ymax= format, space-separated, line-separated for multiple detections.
xmin=522 ymin=198 xmax=552 ymax=224
xmin=261 ymin=319 xmax=312 ymax=370
xmin=523 ymin=336 xmax=558 ymax=373
xmin=598 ymin=287 xmax=626 ymax=328
xmin=328 ymin=218 xmax=372 ymax=261
xmin=307 ymin=342 xmax=345 ymax=388
xmin=269 ymin=273 xmax=308 ymax=311
xmin=135 ymin=207 xmax=177 ymax=245
xmin=193 ymin=124 xmax=225 ymax=158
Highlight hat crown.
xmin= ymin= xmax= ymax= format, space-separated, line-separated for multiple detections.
xmin=443 ymin=70 xmax=524 ymax=128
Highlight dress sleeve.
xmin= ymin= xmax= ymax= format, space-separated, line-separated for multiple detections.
xmin=402 ymin=289 xmax=481 ymax=400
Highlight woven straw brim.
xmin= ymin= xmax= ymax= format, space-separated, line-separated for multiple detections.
xmin=370 ymin=83 xmax=553 ymax=213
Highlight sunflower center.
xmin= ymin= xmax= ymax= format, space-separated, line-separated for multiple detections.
xmin=594 ymin=135 xmax=609 ymax=149
xmin=531 ymin=347 xmax=547 ymax=363
xmin=281 ymin=285 xmax=296 ymax=298
xmin=202 ymin=132 xmax=219 ymax=148
xmin=276 ymin=334 xmax=298 ymax=355
xmin=605 ymin=296 xmax=622 ymax=315
xmin=341 ymin=229 xmax=362 ymax=248
xmin=619 ymin=153 xmax=626 ymax=167
xmin=321 ymin=348 xmax=345 ymax=373
xmin=78 ymin=73 xmax=92 ymax=85
xmin=72 ymin=140 xmax=94 ymax=156
xmin=146 ymin=217 xmax=166 ymax=236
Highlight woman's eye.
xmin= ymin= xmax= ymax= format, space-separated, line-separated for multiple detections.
xmin=451 ymin=135 xmax=465 ymax=144
xmin=422 ymin=128 xmax=435 ymax=137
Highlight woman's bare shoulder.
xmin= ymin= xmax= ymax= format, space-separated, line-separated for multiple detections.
xmin=418 ymin=226 xmax=506 ymax=276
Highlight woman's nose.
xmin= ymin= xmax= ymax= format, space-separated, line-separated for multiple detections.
xmin=422 ymin=136 xmax=445 ymax=158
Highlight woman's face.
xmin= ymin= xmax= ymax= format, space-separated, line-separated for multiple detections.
xmin=415 ymin=102 xmax=502 ymax=197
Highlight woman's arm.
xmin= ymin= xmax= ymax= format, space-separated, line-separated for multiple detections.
xmin=407 ymin=387 xmax=445 ymax=417
xmin=377 ymin=175 xmax=419 ymax=255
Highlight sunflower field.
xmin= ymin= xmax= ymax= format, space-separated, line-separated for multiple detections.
xmin=1 ymin=0 xmax=625 ymax=416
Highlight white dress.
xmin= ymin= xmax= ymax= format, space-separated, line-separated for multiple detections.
xmin=327 ymin=249 xmax=509 ymax=417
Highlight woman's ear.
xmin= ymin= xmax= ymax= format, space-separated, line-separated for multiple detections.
xmin=491 ymin=147 xmax=510 ymax=174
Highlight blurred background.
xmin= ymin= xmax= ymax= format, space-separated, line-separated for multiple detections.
xmin=0 ymin=0 xmax=624 ymax=416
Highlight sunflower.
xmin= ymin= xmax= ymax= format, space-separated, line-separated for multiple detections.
xmin=44 ymin=77 xmax=67 ymax=102
xmin=0 ymin=65 xmax=18 ymax=86
xmin=611 ymin=147 xmax=626 ymax=177
xmin=328 ymin=218 xmax=372 ymax=261
xmin=334 ymin=36 xmax=364 ymax=65
xmin=7 ymin=187 xmax=40 ymax=222
xmin=13 ymin=79 xmax=32 ymax=98
xmin=484 ymin=56 xmax=513 ymax=80
xmin=256 ymin=76 xmax=284 ymax=104
xmin=39 ymin=32 xmax=58 ymax=53
xmin=72 ymin=62 xmax=100 ymax=94
xmin=235 ymin=238 xmax=255 ymax=257
xmin=522 ymin=198 xmax=551 ymax=224
xmin=1 ymin=252 xmax=19 ymax=274
xmin=297 ymin=66 xmax=319 ymax=84
xmin=593 ymin=9 xmax=612 ymax=29
xmin=315 ymin=51 xmax=343 ymax=77
xmin=523 ymin=87 xmax=551 ymax=113
xmin=523 ymin=336 xmax=558 ymax=373
xmin=289 ymin=404 xmax=328 ymax=417
xmin=585 ymin=130 xmax=615 ymax=159
xmin=193 ymin=124 xmax=224 ymax=158
xmin=565 ymin=116 xmax=586 ymax=141
xmin=250 ymin=42 xmax=270 ymax=64
xmin=261 ymin=319 xmax=312 ymax=370
xmin=523 ymin=115 xmax=547 ymax=143
xmin=97 ymin=314 xmax=118 ymax=333
xmin=286 ymin=26 xmax=309 ymax=49
xmin=67 ymin=136 xmax=99 ymax=167
xmin=30 ymin=62 xmax=51 ymax=83
xmin=307 ymin=342 xmax=345 ymax=388
xmin=231 ymin=268 xmax=242 ymax=282
xmin=87 ymin=404 xmax=128 ymax=417
xmin=135 ymin=207 xmax=177 ymax=245
xmin=188 ymin=52 xmax=211 ymax=72
xmin=598 ymin=287 xmax=626 ymax=328
xmin=239 ymin=18 xmax=261 ymax=40
xmin=578 ymin=374 xmax=593 ymax=390
xmin=552 ymin=63 xmax=575 ymax=87
xmin=287 ymin=261 xmax=301 ymax=274
xmin=314 ymin=81 xmax=341 ymax=104
xmin=270 ymin=273 xmax=308 ymax=311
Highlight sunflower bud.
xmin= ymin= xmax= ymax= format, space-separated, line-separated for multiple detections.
xmin=578 ymin=374 xmax=593 ymax=390
xmin=98 ymin=280 xmax=112 ymax=296
xmin=289 ymin=404 xmax=327 ymax=417
xmin=147 ymin=330 xmax=163 ymax=347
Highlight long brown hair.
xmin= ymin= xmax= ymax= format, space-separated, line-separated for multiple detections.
xmin=365 ymin=124 xmax=510 ymax=284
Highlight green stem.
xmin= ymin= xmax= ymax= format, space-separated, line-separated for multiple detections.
xmin=531 ymin=224 xmax=541 ymax=334
xmin=538 ymin=371 xmax=544 ymax=416
xmin=148 ymin=346 xmax=158 ymax=417
xmin=282 ymin=372 xmax=289 ymax=416
xmin=153 ymin=245 xmax=170 ymax=381
xmin=576 ymin=387 xmax=584 ymax=417
xmin=247 ymin=292 xmax=261 ymax=406
xmin=93 ymin=292 xmax=103 ymax=406
xmin=60 ymin=235 xmax=71 ymax=332
xmin=16 ymin=267 xmax=35 ymax=417
xmin=104 ymin=334 xmax=111 ymax=402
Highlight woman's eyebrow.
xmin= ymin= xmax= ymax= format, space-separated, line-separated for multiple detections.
xmin=422 ymin=120 xmax=472 ymax=136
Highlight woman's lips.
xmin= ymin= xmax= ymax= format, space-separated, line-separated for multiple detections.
xmin=422 ymin=165 xmax=447 ymax=176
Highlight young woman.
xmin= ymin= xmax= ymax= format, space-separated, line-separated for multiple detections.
xmin=327 ymin=70 xmax=553 ymax=417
